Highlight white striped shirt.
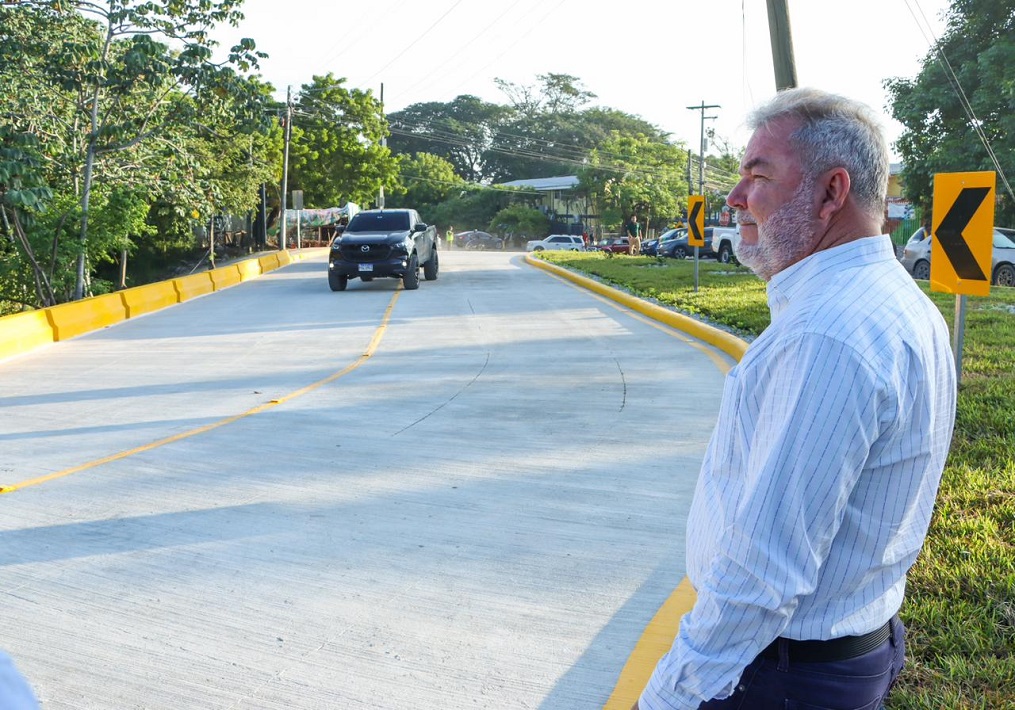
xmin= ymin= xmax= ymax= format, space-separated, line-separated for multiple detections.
xmin=641 ymin=236 xmax=957 ymax=709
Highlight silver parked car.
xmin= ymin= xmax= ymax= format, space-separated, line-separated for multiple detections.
xmin=899 ymin=226 xmax=1015 ymax=287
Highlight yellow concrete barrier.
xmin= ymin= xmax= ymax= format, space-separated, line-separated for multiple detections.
xmin=0 ymin=253 xmax=303 ymax=362
xmin=45 ymin=291 xmax=127 ymax=341
xmin=120 ymin=281 xmax=179 ymax=318
xmin=526 ymin=254 xmax=748 ymax=362
xmin=258 ymin=253 xmax=281 ymax=272
xmin=173 ymin=272 xmax=214 ymax=302
xmin=209 ymin=265 xmax=242 ymax=291
xmin=236 ymin=258 xmax=262 ymax=282
xmin=0 ymin=309 xmax=55 ymax=361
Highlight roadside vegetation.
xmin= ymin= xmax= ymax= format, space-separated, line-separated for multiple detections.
xmin=540 ymin=250 xmax=1015 ymax=710
xmin=5 ymin=1 xmax=1011 ymax=323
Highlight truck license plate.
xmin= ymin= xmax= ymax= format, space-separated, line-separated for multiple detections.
xmin=358 ymin=264 xmax=373 ymax=272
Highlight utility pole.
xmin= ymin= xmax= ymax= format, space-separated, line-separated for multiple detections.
xmin=686 ymin=102 xmax=719 ymax=293
xmin=766 ymin=0 xmax=798 ymax=91
xmin=686 ymin=101 xmax=720 ymax=195
xmin=378 ymin=83 xmax=386 ymax=209
xmin=686 ymin=149 xmax=693 ymax=202
xmin=208 ymin=213 xmax=216 ymax=269
xmin=280 ymin=85 xmax=293 ymax=250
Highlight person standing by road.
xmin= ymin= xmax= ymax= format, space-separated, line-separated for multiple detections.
xmin=634 ymin=88 xmax=957 ymax=709
xmin=445 ymin=226 xmax=455 ymax=250
xmin=625 ymin=214 xmax=642 ymax=255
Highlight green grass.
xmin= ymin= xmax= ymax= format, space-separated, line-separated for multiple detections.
xmin=540 ymin=251 xmax=1015 ymax=709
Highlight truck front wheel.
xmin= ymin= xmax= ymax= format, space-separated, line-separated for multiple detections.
xmin=717 ymin=243 xmax=734 ymax=264
xmin=423 ymin=249 xmax=439 ymax=281
xmin=403 ymin=254 xmax=420 ymax=290
xmin=328 ymin=271 xmax=348 ymax=291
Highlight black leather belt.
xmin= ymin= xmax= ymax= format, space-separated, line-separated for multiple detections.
xmin=760 ymin=618 xmax=894 ymax=663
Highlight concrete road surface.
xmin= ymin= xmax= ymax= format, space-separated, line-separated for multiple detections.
xmin=0 ymin=250 xmax=731 ymax=709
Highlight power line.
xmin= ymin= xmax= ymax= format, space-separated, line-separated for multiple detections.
xmin=362 ymin=0 xmax=467 ymax=86
xmin=389 ymin=115 xmax=742 ymax=183
xmin=902 ymin=0 xmax=1013 ymax=204
xmin=402 ymin=0 xmax=530 ymax=100
xmin=388 ymin=124 xmax=737 ymax=192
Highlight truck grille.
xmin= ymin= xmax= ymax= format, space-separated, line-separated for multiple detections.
xmin=340 ymin=244 xmax=393 ymax=262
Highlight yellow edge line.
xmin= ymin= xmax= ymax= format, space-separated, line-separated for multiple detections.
xmin=603 ymin=578 xmax=697 ymax=710
xmin=523 ymin=254 xmax=749 ymax=710
xmin=0 ymin=290 xmax=401 ymax=495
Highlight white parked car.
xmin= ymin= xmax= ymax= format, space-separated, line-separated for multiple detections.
xmin=526 ymin=234 xmax=585 ymax=252
xmin=899 ymin=226 xmax=1015 ymax=286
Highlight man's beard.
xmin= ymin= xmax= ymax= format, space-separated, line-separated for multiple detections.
xmin=735 ymin=181 xmax=818 ymax=281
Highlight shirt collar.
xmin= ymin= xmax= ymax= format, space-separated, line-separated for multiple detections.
xmin=767 ymin=235 xmax=895 ymax=317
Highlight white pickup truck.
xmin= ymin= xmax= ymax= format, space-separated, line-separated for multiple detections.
xmin=710 ymin=225 xmax=741 ymax=264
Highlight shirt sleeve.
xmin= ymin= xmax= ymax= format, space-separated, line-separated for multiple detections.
xmin=639 ymin=331 xmax=887 ymax=709
xmin=0 ymin=651 xmax=39 ymax=710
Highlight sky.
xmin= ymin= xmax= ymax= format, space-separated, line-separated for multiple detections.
xmin=212 ymin=0 xmax=953 ymax=162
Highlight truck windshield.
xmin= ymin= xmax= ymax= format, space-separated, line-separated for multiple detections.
xmin=347 ymin=212 xmax=410 ymax=232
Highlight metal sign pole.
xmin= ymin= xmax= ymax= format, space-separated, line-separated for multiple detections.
xmin=292 ymin=190 xmax=304 ymax=251
xmin=694 ymin=246 xmax=700 ymax=292
xmin=953 ymin=295 xmax=966 ymax=385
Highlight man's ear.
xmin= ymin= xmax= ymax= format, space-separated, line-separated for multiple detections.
xmin=817 ymin=167 xmax=850 ymax=220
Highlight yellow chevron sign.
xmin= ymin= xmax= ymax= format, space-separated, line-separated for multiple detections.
xmin=931 ymin=171 xmax=995 ymax=296
xmin=688 ymin=195 xmax=705 ymax=247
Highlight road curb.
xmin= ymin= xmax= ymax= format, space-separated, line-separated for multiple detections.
xmin=524 ymin=254 xmax=748 ymax=362
xmin=0 ymin=249 xmax=327 ymax=364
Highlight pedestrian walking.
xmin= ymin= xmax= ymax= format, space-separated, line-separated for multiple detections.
xmin=625 ymin=214 xmax=642 ymax=255
xmin=446 ymin=226 xmax=455 ymax=250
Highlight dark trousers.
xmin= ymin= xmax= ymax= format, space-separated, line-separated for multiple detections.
xmin=698 ymin=616 xmax=905 ymax=710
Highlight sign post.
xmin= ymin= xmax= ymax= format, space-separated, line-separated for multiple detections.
xmin=688 ymin=195 xmax=706 ymax=293
xmin=930 ymin=171 xmax=996 ymax=384
xmin=293 ymin=190 xmax=304 ymax=250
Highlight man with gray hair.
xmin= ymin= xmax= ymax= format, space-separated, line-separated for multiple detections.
xmin=635 ymin=88 xmax=956 ymax=709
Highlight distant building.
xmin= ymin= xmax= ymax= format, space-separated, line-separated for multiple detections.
xmin=887 ymin=163 xmax=916 ymax=220
xmin=497 ymin=175 xmax=595 ymax=235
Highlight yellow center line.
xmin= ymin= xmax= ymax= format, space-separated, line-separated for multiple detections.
xmin=0 ymin=291 xmax=402 ymax=495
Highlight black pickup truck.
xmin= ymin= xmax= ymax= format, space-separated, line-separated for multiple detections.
xmin=327 ymin=208 xmax=439 ymax=291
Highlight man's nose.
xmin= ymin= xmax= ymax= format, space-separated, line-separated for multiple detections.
xmin=727 ymin=180 xmax=747 ymax=209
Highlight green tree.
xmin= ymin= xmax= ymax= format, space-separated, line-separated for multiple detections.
xmin=886 ymin=0 xmax=1015 ymax=224
xmin=0 ymin=129 xmax=57 ymax=310
xmin=580 ymin=132 xmax=688 ymax=232
xmin=427 ymin=186 xmax=521 ymax=233
xmin=480 ymin=108 xmax=672 ymax=185
xmin=286 ymin=74 xmax=398 ymax=209
xmin=487 ymin=205 xmax=550 ymax=240
xmin=1 ymin=0 xmax=267 ymax=300
xmin=387 ymin=96 xmax=512 ymax=182
xmin=494 ymin=73 xmax=596 ymax=117
xmin=392 ymin=153 xmax=465 ymax=213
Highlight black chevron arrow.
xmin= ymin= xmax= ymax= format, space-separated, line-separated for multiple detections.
xmin=689 ymin=200 xmax=703 ymax=243
xmin=936 ymin=187 xmax=989 ymax=281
